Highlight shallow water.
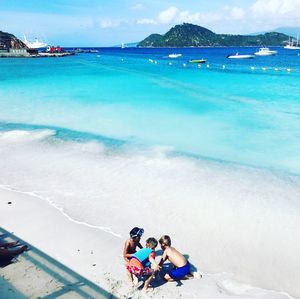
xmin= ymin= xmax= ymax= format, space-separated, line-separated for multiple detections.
xmin=0 ymin=47 xmax=300 ymax=297
xmin=1 ymin=47 xmax=300 ymax=172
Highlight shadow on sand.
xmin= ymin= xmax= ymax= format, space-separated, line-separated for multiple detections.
xmin=142 ymin=253 xmax=199 ymax=289
xmin=0 ymin=227 xmax=117 ymax=299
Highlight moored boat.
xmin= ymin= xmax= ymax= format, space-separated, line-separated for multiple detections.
xmin=284 ymin=35 xmax=300 ymax=50
xmin=168 ymin=53 xmax=182 ymax=58
xmin=23 ymin=35 xmax=48 ymax=49
xmin=227 ymin=53 xmax=255 ymax=59
xmin=189 ymin=59 xmax=207 ymax=64
xmin=254 ymin=47 xmax=277 ymax=56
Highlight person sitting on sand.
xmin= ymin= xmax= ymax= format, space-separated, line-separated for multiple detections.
xmin=126 ymin=237 xmax=160 ymax=292
xmin=123 ymin=227 xmax=144 ymax=262
xmin=0 ymin=240 xmax=28 ymax=258
xmin=0 ymin=240 xmax=20 ymax=249
xmin=159 ymin=235 xmax=192 ymax=281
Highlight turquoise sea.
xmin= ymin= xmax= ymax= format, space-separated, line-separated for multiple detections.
xmin=1 ymin=47 xmax=300 ymax=172
xmin=1 ymin=47 xmax=300 ymax=297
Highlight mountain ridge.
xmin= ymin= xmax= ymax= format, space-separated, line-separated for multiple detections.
xmin=138 ymin=23 xmax=290 ymax=47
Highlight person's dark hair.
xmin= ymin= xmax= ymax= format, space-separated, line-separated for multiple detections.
xmin=130 ymin=227 xmax=144 ymax=238
xmin=146 ymin=237 xmax=158 ymax=249
xmin=159 ymin=235 xmax=171 ymax=246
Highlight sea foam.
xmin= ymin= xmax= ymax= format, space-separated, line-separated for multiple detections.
xmin=0 ymin=128 xmax=299 ymax=298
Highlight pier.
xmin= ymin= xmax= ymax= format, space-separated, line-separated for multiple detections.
xmin=0 ymin=47 xmax=74 ymax=58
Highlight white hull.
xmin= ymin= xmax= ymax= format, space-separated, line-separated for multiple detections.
xmin=284 ymin=35 xmax=300 ymax=50
xmin=254 ymin=52 xmax=276 ymax=56
xmin=254 ymin=48 xmax=277 ymax=56
xmin=25 ymin=41 xmax=48 ymax=49
xmin=227 ymin=54 xmax=255 ymax=59
xmin=168 ymin=53 xmax=182 ymax=58
xmin=284 ymin=45 xmax=300 ymax=50
xmin=23 ymin=35 xmax=47 ymax=49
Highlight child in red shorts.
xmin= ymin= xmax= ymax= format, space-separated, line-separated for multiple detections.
xmin=127 ymin=237 xmax=160 ymax=292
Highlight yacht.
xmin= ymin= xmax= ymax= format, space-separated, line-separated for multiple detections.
xmin=227 ymin=53 xmax=255 ymax=59
xmin=284 ymin=36 xmax=300 ymax=50
xmin=168 ymin=53 xmax=182 ymax=58
xmin=23 ymin=35 xmax=48 ymax=49
xmin=254 ymin=47 xmax=277 ymax=56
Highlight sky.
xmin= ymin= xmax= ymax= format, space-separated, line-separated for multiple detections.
xmin=1 ymin=0 xmax=300 ymax=46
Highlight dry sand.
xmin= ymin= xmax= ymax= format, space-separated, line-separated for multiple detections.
xmin=0 ymin=187 xmax=295 ymax=298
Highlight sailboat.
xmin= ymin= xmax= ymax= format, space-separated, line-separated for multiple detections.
xmin=23 ymin=34 xmax=48 ymax=49
xmin=284 ymin=35 xmax=300 ymax=50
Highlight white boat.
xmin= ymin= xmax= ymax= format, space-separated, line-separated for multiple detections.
xmin=23 ymin=34 xmax=48 ymax=49
xmin=227 ymin=53 xmax=255 ymax=59
xmin=254 ymin=47 xmax=277 ymax=56
xmin=284 ymin=35 xmax=300 ymax=50
xmin=121 ymin=42 xmax=125 ymax=49
xmin=168 ymin=53 xmax=182 ymax=58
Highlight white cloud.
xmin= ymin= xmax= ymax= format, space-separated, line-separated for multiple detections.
xmin=251 ymin=0 xmax=300 ymax=16
xmin=137 ymin=18 xmax=157 ymax=25
xmin=147 ymin=6 xmax=244 ymax=31
xmin=98 ymin=19 xmax=121 ymax=29
xmin=229 ymin=7 xmax=245 ymax=20
xmin=158 ymin=6 xmax=179 ymax=24
xmin=250 ymin=0 xmax=300 ymax=27
xmin=137 ymin=2 xmax=300 ymax=34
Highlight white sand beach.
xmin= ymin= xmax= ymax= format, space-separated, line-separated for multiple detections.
xmin=2 ymin=1 xmax=300 ymax=297
xmin=1 ymin=186 xmax=297 ymax=299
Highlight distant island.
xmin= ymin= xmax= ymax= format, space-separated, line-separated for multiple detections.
xmin=138 ymin=23 xmax=290 ymax=47
xmin=0 ymin=30 xmax=27 ymax=49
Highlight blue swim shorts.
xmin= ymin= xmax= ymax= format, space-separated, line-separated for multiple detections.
xmin=169 ymin=261 xmax=190 ymax=280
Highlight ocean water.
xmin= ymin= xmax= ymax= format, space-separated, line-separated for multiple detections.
xmin=1 ymin=47 xmax=300 ymax=297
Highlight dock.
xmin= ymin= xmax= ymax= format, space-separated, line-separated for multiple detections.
xmin=0 ymin=227 xmax=115 ymax=299
xmin=0 ymin=48 xmax=75 ymax=58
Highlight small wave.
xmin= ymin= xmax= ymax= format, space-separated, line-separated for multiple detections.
xmin=0 ymin=129 xmax=55 ymax=142
xmin=218 ymin=279 xmax=295 ymax=299
xmin=0 ymin=184 xmax=122 ymax=239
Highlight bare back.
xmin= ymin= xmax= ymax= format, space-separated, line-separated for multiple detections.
xmin=164 ymin=246 xmax=187 ymax=268
xmin=123 ymin=238 xmax=142 ymax=262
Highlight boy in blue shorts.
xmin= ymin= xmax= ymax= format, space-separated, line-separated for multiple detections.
xmin=158 ymin=235 xmax=191 ymax=281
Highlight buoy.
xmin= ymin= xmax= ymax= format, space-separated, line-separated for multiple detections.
xmin=206 ymin=64 xmax=210 ymax=68
xmin=198 ymin=64 xmax=202 ymax=68
xmin=121 ymin=58 xmax=124 ymax=61
xmin=262 ymin=67 xmax=266 ymax=71
xmin=250 ymin=66 xmax=255 ymax=71
xmin=149 ymin=59 xmax=154 ymax=63
xmin=169 ymin=62 xmax=172 ymax=66
xmin=287 ymin=68 xmax=291 ymax=72
xmin=222 ymin=65 xmax=225 ymax=69
xmin=154 ymin=61 xmax=157 ymax=64
xmin=274 ymin=68 xmax=278 ymax=71
xmin=183 ymin=63 xmax=186 ymax=67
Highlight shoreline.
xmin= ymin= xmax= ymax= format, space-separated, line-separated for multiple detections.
xmin=1 ymin=186 xmax=297 ymax=298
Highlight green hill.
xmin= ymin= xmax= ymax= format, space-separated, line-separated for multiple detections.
xmin=138 ymin=23 xmax=290 ymax=47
